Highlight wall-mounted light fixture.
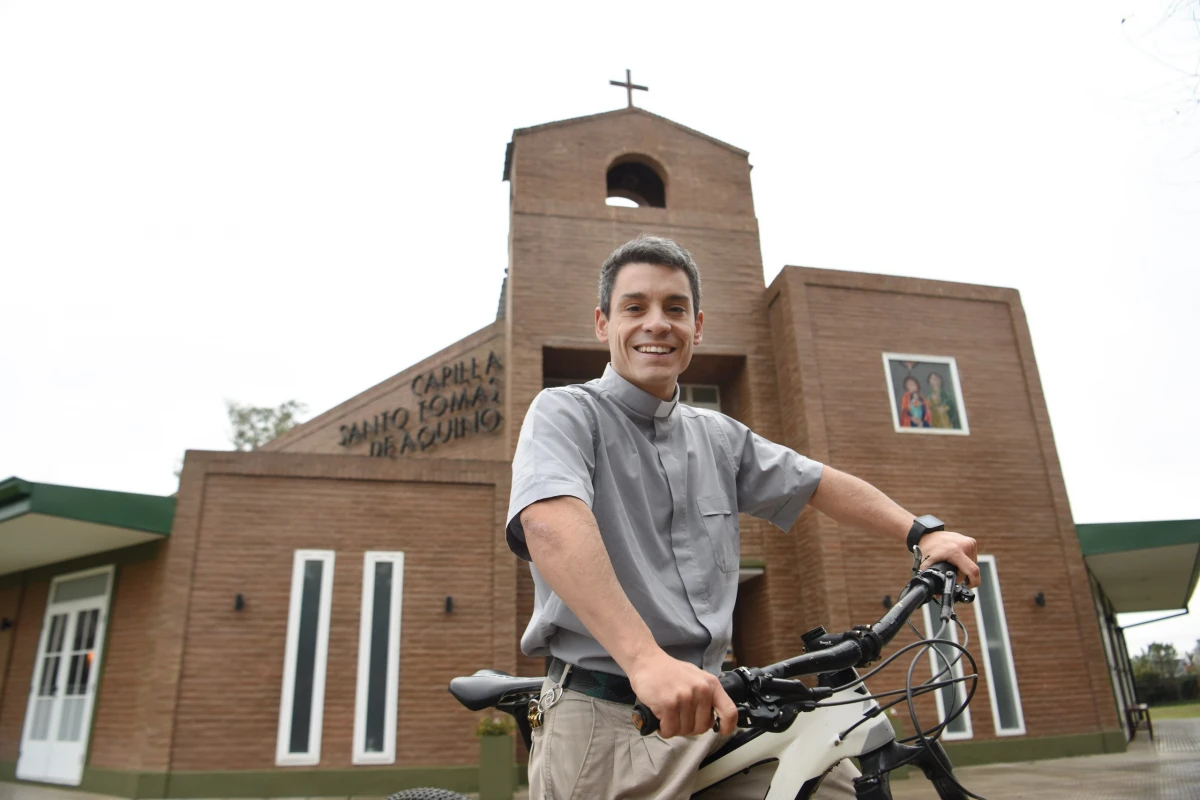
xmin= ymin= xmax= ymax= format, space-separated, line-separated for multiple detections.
xmin=1034 ymin=592 xmax=1046 ymax=608
xmin=234 ymin=594 xmax=246 ymax=612
xmin=445 ymin=596 xmax=454 ymax=613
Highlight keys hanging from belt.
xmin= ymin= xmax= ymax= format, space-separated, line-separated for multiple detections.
xmin=527 ymin=697 xmax=543 ymax=729
xmin=528 ymin=663 xmax=572 ymax=729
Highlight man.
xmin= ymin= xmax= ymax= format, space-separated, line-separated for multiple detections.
xmin=506 ymin=235 xmax=979 ymax=799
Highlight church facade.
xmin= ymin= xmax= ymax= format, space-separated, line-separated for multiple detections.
xmin=0 ymin=107 xmax=1126 ymax=797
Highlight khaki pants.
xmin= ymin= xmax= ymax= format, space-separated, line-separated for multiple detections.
xmin=529 ymin=684 xmax=858 ymax=800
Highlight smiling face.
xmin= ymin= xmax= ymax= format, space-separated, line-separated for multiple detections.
xmin=595 ymin=262 xmax=703 ymax=401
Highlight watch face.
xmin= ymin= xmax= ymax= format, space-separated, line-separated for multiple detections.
xmin=915 ymin=514 xmax=944 ymax=531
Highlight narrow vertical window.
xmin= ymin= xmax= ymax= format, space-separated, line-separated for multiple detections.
xmin=921 ymin=605 xmax=973 ymax=740
xmin=276 ymin=550 xmax=335 ymax=766
xmin=353 ymin=552 xmax=404 ymax=764
xmin=972 ymin=555 xmax=1026 ymax=736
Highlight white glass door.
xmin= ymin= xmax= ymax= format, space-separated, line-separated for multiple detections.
xmin=17 ymin=567 xmax=113 ymax=785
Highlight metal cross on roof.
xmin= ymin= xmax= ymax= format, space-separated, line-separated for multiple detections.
xmin=609 ymin=69 xmax=648 ymax=108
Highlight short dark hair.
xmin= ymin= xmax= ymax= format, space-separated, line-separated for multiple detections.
xmin=598 ymin=235 xmax=702 ymax=318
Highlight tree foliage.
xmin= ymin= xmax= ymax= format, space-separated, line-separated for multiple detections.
xmin=1132 ymin=640 xmax=1200 ymax=705
xmin=1133 ymin=642 xmax=1183 ymax=679
xmin=226 ymin=399 xmax=308 ymax=451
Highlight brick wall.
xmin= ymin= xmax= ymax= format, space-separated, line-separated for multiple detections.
xmin=0 ymin=580 xmax=41 ymax=762
xmin=768 ymin=267 xmax=1120 ymax=738
xmin=165 ymin=451 xmax=515 ymax=772
xmin=0 ymin=583 xmax=24 ymax=743
xmin=89 ymin=556 xmax=160 ymax=771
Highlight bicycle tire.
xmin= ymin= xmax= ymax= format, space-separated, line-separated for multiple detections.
xmin=386 ymin=789 xmax=472 ymax=800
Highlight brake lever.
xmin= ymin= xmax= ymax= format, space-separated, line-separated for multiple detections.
xmin=912 ymin=548 xmax=970 ymax=621
xmin=935 ymin=567 xmax=955 ymax=621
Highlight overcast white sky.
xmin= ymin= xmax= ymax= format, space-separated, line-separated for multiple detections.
xmin=2 ymin=1 xmax=1197 ymax=652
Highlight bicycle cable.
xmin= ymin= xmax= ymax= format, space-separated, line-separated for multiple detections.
xmin=806 ymin=610 xmax=987 ymax=800
xmin=900 ymin=618 xmax=987 ymax=800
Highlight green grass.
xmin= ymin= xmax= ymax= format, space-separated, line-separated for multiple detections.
xmin=1150 ymin=701 xmax=1200 ymax=719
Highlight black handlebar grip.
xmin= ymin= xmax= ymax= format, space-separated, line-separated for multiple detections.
xmin=632 ymin=702 xmax=659 ymax=736
xmin=633 ymin=702 xmax=725 ymax=736
xmin=719 ymin=670 xmax=745 ymax=698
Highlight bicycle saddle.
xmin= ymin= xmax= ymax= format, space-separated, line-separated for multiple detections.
xmin=449 ymin=670 xmax=545 ymax=711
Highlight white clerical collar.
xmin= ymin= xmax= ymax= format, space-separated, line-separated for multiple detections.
xmin=599 ymin=364 xmax=679 ymax=419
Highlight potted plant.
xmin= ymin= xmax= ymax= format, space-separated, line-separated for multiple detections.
xmin=475 ymin=713 xmax=516 ymax=800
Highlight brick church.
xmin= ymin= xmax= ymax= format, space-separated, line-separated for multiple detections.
xmin=0 ymin=104 xmax=1139 ymax=797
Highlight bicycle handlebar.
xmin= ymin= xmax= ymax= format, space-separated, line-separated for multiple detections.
xmin=632 ymin=562 xmax=968 ymax=736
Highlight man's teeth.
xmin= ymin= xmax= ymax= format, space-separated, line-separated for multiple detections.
xmin=636 ymin=346 xmax=673 ymax=354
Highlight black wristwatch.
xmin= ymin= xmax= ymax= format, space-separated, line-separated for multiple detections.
xmin=906 ymin=515 xmax=945 ymax=553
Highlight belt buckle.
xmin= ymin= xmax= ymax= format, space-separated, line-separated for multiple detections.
xmin=540 ymin=663 xmax=572 ymax=712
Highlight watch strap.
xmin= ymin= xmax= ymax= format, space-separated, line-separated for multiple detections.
xmin=906 ymin=514 xmax=945 ymax=552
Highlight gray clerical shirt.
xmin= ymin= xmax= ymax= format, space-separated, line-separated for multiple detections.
xmin=506 ymin=365 xmax=824 ymax=676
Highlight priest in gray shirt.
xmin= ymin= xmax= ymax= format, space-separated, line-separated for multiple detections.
xmin=506 ymin=235 xmax=979 ymax=800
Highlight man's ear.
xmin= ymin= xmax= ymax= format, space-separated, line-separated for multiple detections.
xmin=693 ymin=309 xmax=704 ymax=345
xmin=595 ymin=307 xmax=610 ymax=343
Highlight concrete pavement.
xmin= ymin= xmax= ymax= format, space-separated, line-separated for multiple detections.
xmin=1 ymin=719 xmax=1196 ymax=799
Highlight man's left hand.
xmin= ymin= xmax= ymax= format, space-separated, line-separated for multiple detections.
xmin=918 ymin=530 xmax=980 ymax=587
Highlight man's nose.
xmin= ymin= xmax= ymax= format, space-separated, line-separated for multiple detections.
xmin=642 ymin=308 xmax=671 ymax=333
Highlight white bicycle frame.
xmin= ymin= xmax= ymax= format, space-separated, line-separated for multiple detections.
xmin=693 ymin=684 xmax=895 ymax=798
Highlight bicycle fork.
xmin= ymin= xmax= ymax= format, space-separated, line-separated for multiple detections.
xmin=852 ymin=738 xmax=960 ymax=800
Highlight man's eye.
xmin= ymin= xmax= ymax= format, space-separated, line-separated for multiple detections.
xmin=626 ymin=305 xmax=642 ymax=313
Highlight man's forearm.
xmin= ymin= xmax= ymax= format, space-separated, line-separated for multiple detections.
xmin=808 ymin=466 xmax=911 ymax=542
xmin=521 ymin=496 xmax=660 ymax=674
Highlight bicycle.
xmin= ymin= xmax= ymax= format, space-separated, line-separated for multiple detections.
xmin=390 ymin=557 xmax=982 ymax=800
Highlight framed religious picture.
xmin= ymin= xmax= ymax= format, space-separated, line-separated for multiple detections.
xmin=882 ymin=353 xmax=970 ymax=435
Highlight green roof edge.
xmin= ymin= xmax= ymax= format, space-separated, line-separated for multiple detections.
xmin=1075 ymin=519 xmax=1200 ymax=556
xmin=0 ymin=476 xmax=176 ymax=535
xmin=1078 ymin=519 xmax=1200 ymax=611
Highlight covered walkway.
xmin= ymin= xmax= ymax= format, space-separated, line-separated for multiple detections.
xmin=1076 ymin=518 xmax=1200 ymax=737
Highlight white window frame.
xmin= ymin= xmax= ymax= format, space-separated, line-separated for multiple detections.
xmin=276 ymin=550 xmax=335 ymax=766
xmin=679 ymin=384 xmax=721 ymax=412
xmin=352 ymin=551 xmax=405 ymax=765
xmin=971 ymin=555 xmax=1027 ymax=736
xmin=920 ymin=604 xmax=973 ymax=741
xmin=881 ymin=352 xmax=971 ymax=436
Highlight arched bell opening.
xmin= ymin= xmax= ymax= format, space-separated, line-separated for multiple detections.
xmin=605 ymin=155 xmax=667 ymax=208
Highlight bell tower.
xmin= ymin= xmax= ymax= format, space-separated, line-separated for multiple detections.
xmin=501 ymin=106 xmax=781 ymax=455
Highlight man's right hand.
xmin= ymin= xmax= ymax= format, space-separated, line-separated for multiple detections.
xmin=626 ymin=649 xmax=738 ymax=738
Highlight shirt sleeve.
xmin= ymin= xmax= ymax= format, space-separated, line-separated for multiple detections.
xmin=505 ymin=388 xmax=596 ymax=561
xmin=719 ymin=416 xmax=824 ymax=531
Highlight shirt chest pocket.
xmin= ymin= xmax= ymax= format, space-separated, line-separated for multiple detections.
xmin=697 ymin=495 xmax=739 ymax=573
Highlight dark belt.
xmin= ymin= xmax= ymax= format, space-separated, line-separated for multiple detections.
xmin=549 ymin=657 xmax=638 ymax=705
